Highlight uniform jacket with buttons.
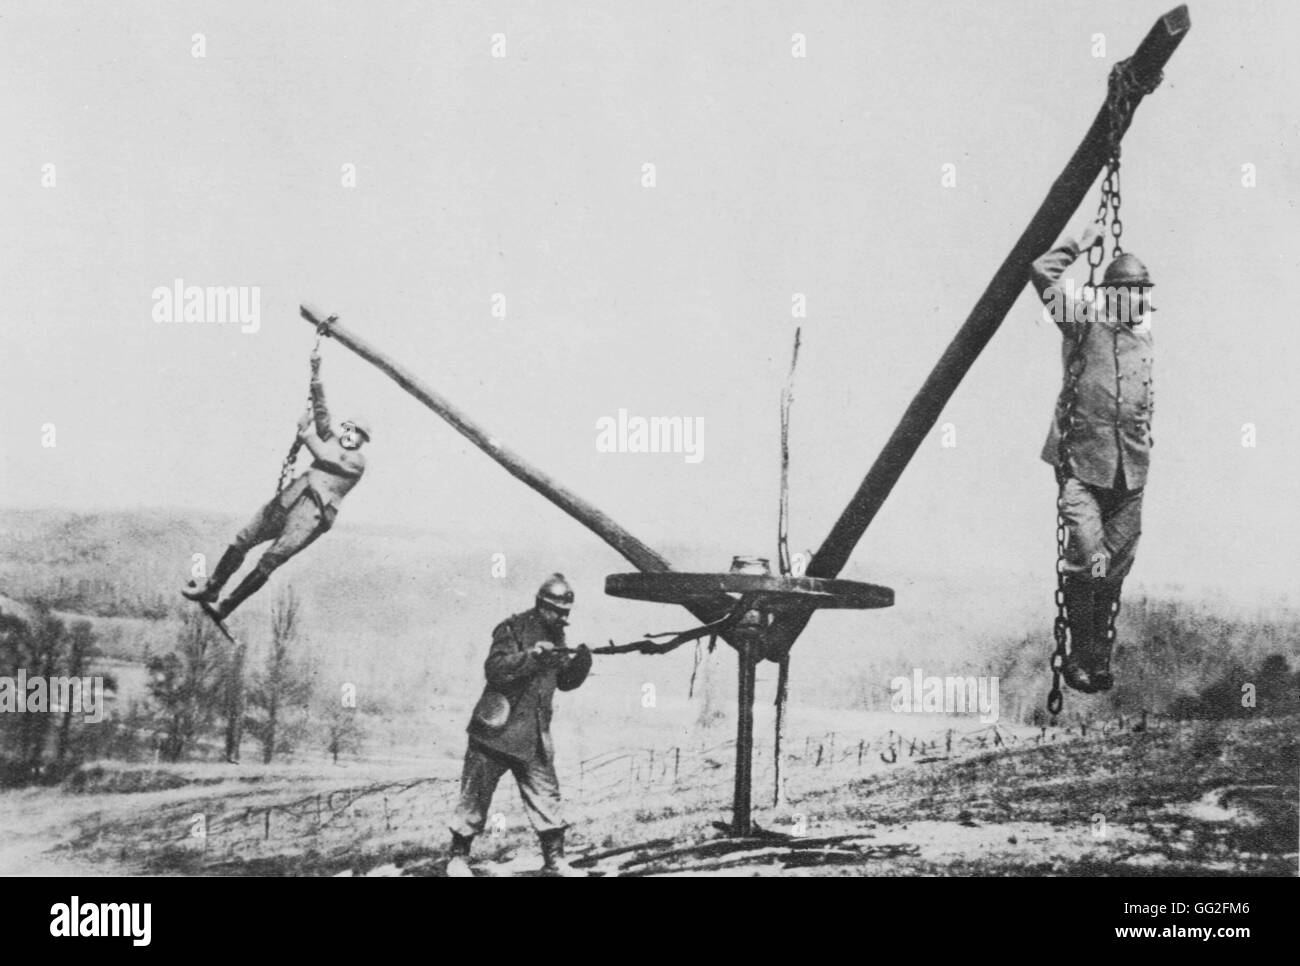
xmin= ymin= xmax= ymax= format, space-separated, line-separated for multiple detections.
xmin=1031 ymin=238 xmax=1155 ymax=490
xmin=467 ymin=609 xmax=592 ymax=764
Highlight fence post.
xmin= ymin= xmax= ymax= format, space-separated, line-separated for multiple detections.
xmin=857 ymin=739 xmax=864 ymax=766
xmin=674 ymin=747 xmax=680 ymax=781
xmin=815 ymin=743 xmax=823 ymax=767
xmin=264 ymin=809 xmax=271 ymax=841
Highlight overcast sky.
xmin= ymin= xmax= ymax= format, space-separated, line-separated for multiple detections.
xmin=2 ymin=0 xmax=1297 ymax=603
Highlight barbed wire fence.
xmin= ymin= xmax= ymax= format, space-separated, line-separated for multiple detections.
xmin=568 ymin=708 xmax=1168 ymax=809
xmin=112 ymin=707 xmax=1170 ymax=870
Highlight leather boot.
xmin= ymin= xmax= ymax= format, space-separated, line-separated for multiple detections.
xmin=215 ymin=567 xmax=269 ymax=620
xmin=1060 ymin=577 xmax=1102 ymax=694
xmin=445 ymin=832 xmax=474 ymax=878
xmin=539 ymin=828 xmax=585 ymax=877
xmin=182 ymin=546 xmax=246 ymax=603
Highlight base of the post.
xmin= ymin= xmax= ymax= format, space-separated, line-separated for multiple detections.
xmin=732 ymin=639 xmax=756 ymax=836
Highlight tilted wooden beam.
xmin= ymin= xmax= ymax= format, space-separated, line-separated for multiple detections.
xmin=764 ymin=5 xmax=1191 ymax=655
xmin=299 ymin=307 xmax=734 ymax=627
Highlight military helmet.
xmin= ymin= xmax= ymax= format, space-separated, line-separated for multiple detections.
xmin=342 ymin=415 xmax=372 ymax=442
xmin=1102 ymin=253 xmax=1153 ymax=288
xmin=536 ymin=573 xmax=575 ymax=612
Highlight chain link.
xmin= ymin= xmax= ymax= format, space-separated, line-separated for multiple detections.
xmin=1102 ymin=593 xmax=1120 ymax=658
xmin=1047 ymin=507 xmax=1069 ymax=715
xmin=275 ymin=318 xmax=335 ymax=494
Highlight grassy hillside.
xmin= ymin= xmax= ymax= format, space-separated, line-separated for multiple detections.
xmin=1 ymin=508 xmax=1296 ymax=875
xmin=1 ymin=507 xmax=1297 ymax=727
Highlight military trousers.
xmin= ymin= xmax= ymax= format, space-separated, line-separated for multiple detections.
xmin=232 ymin=479 xmax=332 ymax=574
xmin=450 ymin=740 xmax=566 ymax=838
xmin=1056 ymin=472 xmax=1144 ymax=583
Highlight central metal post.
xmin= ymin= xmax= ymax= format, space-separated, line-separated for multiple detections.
xmin=733 ymin=638 xmax=756 ymax=836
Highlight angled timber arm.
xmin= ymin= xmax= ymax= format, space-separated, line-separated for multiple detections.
xmin=299 ymin=306 xmax=737 ymax=631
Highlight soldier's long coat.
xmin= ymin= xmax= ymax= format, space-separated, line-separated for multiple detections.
xmin=466 ymin=609 xmax=591 ymax=764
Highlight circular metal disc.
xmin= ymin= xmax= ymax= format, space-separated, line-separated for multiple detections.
xmin=604 ymin=572 xmax=893 ymax=610
xmin=472 ymin=691 xmax=511 ymax=729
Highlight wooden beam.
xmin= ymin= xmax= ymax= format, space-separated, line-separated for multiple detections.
xmin=299 ymin=307 xmax=734 ymax=626
xmin=766 ymin=5 xmax=1191 ymax=654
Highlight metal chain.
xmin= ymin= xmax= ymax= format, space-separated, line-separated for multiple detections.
xmin=1099 ymin=56 xmax=1160 ymax=650
xmin=1102 ymin=593 xmax=1120 ymax=660
xmin=1082 ymin=56 xmax=1161 ymax=301
xmin=275 ymin=318 xmax=335 ymax=494
xmin=1047 ymin=503 xmax=1070 ymax=715
xmin=1048 ymin=56 xmax=1160 ymax=713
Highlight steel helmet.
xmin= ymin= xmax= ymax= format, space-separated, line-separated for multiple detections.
xmin=342 ymin=415 xmax=372 ymax=442
xmin=536 ymin=573 xmax=575 ymax=612
xmin=1102 ymin=253 xmax=1153 ymax=288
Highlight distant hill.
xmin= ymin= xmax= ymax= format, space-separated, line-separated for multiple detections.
xmin=1 ymin=507 xmax=1296 ymax=721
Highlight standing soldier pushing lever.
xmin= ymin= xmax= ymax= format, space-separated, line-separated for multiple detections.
xmin=1031 ymin=220 xmax=1157 ymax=694
xmin=182 ymin=348 xmax=371 ymax=620
xmin=446 ymin=574 xmax=592 ymax=877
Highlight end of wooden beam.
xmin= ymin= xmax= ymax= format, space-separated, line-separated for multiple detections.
xmin=1130 ymin=6 xmax=1192 ymax=86
xmin=1163 ymin=5 xmax=1192 ymax=35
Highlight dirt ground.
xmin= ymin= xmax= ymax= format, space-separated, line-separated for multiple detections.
xmin=1 ymin=713 xmax=1295 ymax=877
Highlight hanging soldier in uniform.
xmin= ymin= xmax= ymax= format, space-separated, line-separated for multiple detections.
xmin=1031 ymin=219 xmax=1156 ymax=694
xmin=182 ymin=348 xmax=371 ymax=620
xmin=446 ymin=574 xmax=593 ymax=877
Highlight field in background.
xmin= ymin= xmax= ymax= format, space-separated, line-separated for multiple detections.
xmin=1 ymin=507 xmax=1297 ymax=875
xmin=4 ymin=507 xmax=1297 ymax=732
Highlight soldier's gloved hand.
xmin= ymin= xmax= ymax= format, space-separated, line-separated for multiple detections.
xmin=1078 ymin=220 xmax=1105 ymax=252
xmin=531 ymin=640 xmax=557 ymax=659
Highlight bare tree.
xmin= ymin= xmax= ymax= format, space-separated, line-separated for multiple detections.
xmin=56 ymin=619 xmax=115 ymax=766
xmin=0 ymin=603 xmax=63 ymax=780
xmin=246 ymin=587 xmax=316 ymax=764
xmin=321 ymin=698 xmax=364 ymax=763
xmin=147 ymin=611 xmax=223 ymax=762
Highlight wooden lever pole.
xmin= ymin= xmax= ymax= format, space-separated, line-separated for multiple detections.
xmin=299 ymin=306 xmax=734 ymax=626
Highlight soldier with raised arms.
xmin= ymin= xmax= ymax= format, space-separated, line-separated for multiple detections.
xmin=182 ymin=349 xmax=371 ymax=620
xmin=1031 ymin=220 xmax=1157 ymax=694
